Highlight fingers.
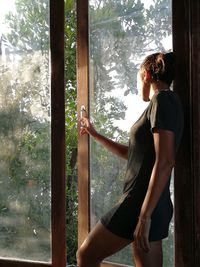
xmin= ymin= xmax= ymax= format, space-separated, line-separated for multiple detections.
xmin=133 ymin=224 xmax=140 ymax=248
xmin=80 ymin=128 xmax=87 ymax=136
xmin=80 ymin=117 xmax=89 ymax=128
xmin=134 ymin=233 xmax=150 ymax=253
xmin=141 ymin=235 xmax=150 ymax=253
xmin=78 ymin=117 xmax=97 ymax=137
xmin=78 ymin=117 xmax=91 ymax=136
xmin=133 ymin=219 xmax=151 ymax=253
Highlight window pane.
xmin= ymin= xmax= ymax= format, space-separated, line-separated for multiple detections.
xmin=89 ymin=0 xmax=173 ymax=266
xmin=0 ymin=0 xmax=51 ymax=262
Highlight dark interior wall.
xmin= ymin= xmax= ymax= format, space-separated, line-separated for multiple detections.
xmin=173 ymin=0 xmax=200 ymax=266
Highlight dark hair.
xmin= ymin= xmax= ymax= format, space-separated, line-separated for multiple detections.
xmin=140 ymin=52 xmax=176 ymax=86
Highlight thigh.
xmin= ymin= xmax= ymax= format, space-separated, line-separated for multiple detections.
xmin=79 ymin=221 xmax=132 ymax=262
xmin=133 ymin=240 xmax=163 ymax=267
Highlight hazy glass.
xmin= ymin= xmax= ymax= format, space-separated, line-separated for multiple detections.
xmin=89 ymin=0 xmax=173 ymax=266
xmin=0 ymin=0 xmax=51 ymax=262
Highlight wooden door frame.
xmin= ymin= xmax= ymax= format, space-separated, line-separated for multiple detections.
xmin=0 ymin=0 xmax=66 ymax=266
xmin=173 ymin=0 xmax=200 ymax=266
xmin=77 ymin=0 xmax=200 ymax=266
xmin=51 ymin=0 xmax=66 ymax=266
xmin=77 ymin=0 xmax=90 ymax=248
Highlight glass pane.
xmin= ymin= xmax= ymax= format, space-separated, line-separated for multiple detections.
xmin=89 ymin=0 xmax=173 ymax=266
xmin=0 ymin=0 xmax=51 ymax=262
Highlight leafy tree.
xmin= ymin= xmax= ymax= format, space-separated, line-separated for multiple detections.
xmin=4 ymin=0 xmax=49 ymax=53
xmin=0 ymin=56 xmax=51 ymax=260
xmin=0 ymin=0 xmax=51 ymax=261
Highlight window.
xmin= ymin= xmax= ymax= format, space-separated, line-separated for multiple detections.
xmin=0 ymin=0 xmax=51 ymax=261
xmin=88 ymin=0 xmax=173 ymax=266
xmin=77 ymin=0 xmax=175 ymax=266
xmin=0 ymin=0 xmax=65 ymax=266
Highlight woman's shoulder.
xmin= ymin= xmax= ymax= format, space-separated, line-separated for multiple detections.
xmin=147 ymin=89 xmax=183 ymax=121
xmin=151 ymin=89 xmax=181 ymax=106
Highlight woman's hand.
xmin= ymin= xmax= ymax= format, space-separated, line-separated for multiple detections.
xmin=79 ymin=117 xmax=97 ymax=137
xmin=133 ymin=217 xmax=151 ymax=253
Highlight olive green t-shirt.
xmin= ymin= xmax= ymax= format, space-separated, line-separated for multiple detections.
xmin=123 ymin=90 xmax=184 ymax=197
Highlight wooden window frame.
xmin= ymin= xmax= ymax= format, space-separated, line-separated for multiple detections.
xmin=77 ymin=0 xmax=200 ymax=266
xmin=173 ymin=0 xmax=200 ymax=266
xmin=77 ymin=0 xmax=90 ymax=248
xmin=0 ymin=0 xmax=66 ymax=266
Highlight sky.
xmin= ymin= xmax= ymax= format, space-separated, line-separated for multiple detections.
xmin=0 ymin=0 xmax=15 ymax=17
xmin=0 ymin=0 xmax=16 ymax=34
xmin=141 ymin=0 xmax=152 ymax=8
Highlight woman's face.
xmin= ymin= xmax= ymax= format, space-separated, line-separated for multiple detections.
xmin=137 ymin=69 xmax=151 ymax=102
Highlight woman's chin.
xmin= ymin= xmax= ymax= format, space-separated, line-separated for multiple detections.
xmin=142 ymin=96 xmax=150 ymax=102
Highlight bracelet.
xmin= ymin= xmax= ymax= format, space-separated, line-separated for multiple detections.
xmin=138 ymin=217 xmax=151 ymax=223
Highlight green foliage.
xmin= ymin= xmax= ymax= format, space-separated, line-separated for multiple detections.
xmin=4 ymin=0 xmax=49 ymax=52
xmin=65 ymin=0 xmax=77 ymax=164
xmin=90 ymin=0 xmax=145 ymax=105
xmin=0 ymin=0 xmax=51 ymax=261
xmin=0 ymin=86 xmax=51 ymax=260
xmin=65 ymin=0 xmax=78 ymax=264
xmin=145 ymin=0 xmax=172 ymax=50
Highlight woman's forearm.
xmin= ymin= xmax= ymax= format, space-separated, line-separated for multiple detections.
xmin=79 ymin=117 xmax=128 ymax=159
xmin=91 ymin=131 xmax=128 ymax=160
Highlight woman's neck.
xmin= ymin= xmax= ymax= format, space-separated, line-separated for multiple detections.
xmin=149 ymin=81 xmax=170 ymax=99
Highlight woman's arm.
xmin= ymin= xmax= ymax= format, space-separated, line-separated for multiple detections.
xmin=79 ymin=117 xmax=128 ymax=160
xmin=140 ymin=129 xmax=175 ymax=219
xmin=134 ymin=129 xmax=175 ymax=252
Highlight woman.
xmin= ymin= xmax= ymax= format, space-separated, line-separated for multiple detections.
xmin=77 ymin=52 xmax=184 ymax=267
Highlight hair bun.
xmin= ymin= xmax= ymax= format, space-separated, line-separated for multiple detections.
xmin=155 ymin=53 xmax=165 ymax=73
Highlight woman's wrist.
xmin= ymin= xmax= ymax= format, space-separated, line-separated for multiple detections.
xmin=138 ymin=216 xmax=151 ymax=223
xmin=90 ymin=128 xmax=99 ymax=139
xmin=139 ymin=205 xmax=152 ymax=220
xmin=138 ymin=210 xmax=151 ymax=222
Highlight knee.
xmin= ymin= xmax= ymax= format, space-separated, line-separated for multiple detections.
xmin=76 ymin=247 xmax=84 ymax=266
xmin=76 ymin=248 xmax=80 ymax=266
xmin=76 ymin=246 xmax=100 ymax=267
xmin=76 ymin=246 xmax=88 ymax=267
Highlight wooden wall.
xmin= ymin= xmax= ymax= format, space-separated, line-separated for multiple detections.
xmin=173 ymin=0 xmax=200 ymax=266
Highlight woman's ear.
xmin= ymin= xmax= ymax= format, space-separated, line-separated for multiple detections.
xmin=143 ymin=70 xmax=151 ymax=82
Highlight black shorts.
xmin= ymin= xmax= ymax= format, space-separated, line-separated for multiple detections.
xmin=100 ymin=193 xmax=173 ymax=242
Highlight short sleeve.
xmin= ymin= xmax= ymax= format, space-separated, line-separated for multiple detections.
xmin=150 ymin=92 xmax=177 ymax=133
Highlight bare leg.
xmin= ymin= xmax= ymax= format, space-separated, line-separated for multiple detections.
xmin=133 ymin=240 xmax=163 ymax=267
xmin=77 ymin=221 xmax=132 ymax=267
